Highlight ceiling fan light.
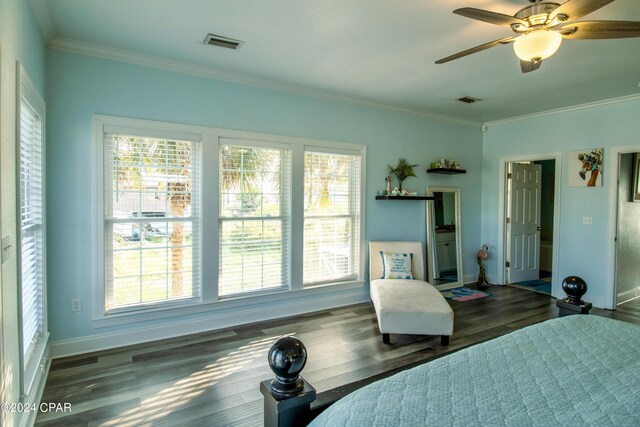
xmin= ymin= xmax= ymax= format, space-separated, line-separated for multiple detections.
xmin=513 ymin=30 xmax=562 ymax=62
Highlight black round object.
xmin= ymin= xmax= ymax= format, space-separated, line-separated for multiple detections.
xmin=562 ymin=276 xmax=587 ymax=305
xmin=267 ymin=336 xmax=307 ymax=397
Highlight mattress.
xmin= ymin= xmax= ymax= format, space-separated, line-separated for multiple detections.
xmin=309 ymin=315 xmax=640 ymax=426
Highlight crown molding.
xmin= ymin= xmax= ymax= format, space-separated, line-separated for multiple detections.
xmin=484 ymin=93 xmax=640 ymax=128
xmin=30 ymin=0 xmax=55 ymax=44
xmin=48 ymin=37 xmax=482 ymax=129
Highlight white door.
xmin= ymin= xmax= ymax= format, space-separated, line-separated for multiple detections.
xmin=508 ymin=163 xmax=542 ymax=283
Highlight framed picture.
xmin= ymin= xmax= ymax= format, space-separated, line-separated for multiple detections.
xmin=634 ymin=154 xmax=640 ymax=202
xmin=568 ymin=148 xmax=603 ymax=187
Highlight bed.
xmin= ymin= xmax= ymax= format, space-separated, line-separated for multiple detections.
xmin=308 ymin=315 xmax=640 ymax=426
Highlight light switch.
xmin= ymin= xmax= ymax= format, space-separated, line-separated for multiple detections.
xmin=582 ymin=216 xmax=593 ymax=225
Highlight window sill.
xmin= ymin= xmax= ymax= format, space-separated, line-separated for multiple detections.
xmin=93 ymin=280 xmax=365 ymax=328
xmin=23 ymin=332 xmax=49 ymax=398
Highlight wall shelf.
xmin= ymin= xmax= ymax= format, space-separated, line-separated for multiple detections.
xmin=426 ymin=168 xmax=466 ymax=175
xmin=375 ymin=195 xmax=435 ymax=201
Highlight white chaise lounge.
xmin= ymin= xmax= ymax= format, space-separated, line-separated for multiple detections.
xmin=369 ymin=241 xmax=454 ymax=345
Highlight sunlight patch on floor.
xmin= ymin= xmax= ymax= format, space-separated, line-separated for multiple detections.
xmin=97 ymin=334 xmax=292 ymax=426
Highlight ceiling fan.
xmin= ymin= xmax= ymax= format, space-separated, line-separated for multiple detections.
xmin=435 ymin=0 xmax=640 ymax=73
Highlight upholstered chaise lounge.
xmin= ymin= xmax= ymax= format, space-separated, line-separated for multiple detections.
xmin=369 ymin=241 xmax=454 ymax=345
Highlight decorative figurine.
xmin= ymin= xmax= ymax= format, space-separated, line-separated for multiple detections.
xmin=476 ymin=244 xmax=490 ymax=290
xmin=385 ymin=176 xmax=392 ymax=195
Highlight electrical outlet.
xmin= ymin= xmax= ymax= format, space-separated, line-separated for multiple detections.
xmin=72 ymin=299 xmax=82 ymax=312
xmin=582 ymin=216 xmax=593 ymax=225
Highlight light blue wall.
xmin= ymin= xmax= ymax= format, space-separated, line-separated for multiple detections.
xmin=16 ymin=2 xmax=47 ymax=92
xmin=46 ymin=50 xmax=482 ymax=345
xmin=0 ymin=0 xmax=47 ymax=90
xmin=481 ymin=98 xmax=640 ymax=308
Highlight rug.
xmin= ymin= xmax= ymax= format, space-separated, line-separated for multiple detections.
xmin=440 ymin=287 xmax=490 ymax=302
xmin=514 ymin=279 xmax=551 ymax=295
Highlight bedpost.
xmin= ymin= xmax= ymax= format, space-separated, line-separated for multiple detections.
xmin=260 ymin=336 xmax=316 ymax=427
xmin=556 ymin=276 xmax=592 ymax=317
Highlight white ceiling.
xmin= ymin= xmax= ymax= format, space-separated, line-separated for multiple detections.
xmin=37 ymin=0 xmax=640 ymax=123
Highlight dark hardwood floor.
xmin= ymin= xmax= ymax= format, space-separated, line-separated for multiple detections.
xmin=36 ymin=286 xmax=640 ymax=427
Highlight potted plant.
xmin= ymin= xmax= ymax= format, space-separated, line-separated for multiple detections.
xmin=388 ymin=158 xmax=419 ymax=192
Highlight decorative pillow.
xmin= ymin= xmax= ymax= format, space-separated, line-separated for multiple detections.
xmin=380 ymin=251 xmax=414 ymax=279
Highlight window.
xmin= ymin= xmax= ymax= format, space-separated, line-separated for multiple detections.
xmin=96 ymin=117 xmax=364 ymax=319
xmin=103 ymin=131 xmax=201 ymax=312
xmin=18 ymin=67 xmax=47 ymax=395
xmin=218 ymin=141 xmax=291 ymax=297
xmin=303 ymin=150 xmax=361 ymax=285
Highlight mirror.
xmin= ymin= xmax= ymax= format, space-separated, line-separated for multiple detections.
xmin=426 ymin=186 xmax=463 ymax=290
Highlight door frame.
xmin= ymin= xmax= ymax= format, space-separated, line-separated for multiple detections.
xmin=497 ymin=152 xmax=563 ymax=299
xmin=607 ymin=144 xmax=640 ymax=309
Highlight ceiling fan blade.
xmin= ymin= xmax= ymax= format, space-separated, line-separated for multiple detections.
xmin=557 ymin=20 xmax=640 ymax=39
xmin=454 ymin=7 xmax=528 ymax=28
xmin=435 ymin=37 xmax=517 ymax=64
xmin=520 ymin=60 xmax=542 ymax=73
xmin=550 ymin=0 xmax=616 ymax=22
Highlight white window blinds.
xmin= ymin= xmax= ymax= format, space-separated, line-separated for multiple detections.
xmin=19 ymin=99 xmax=45 ymax=365
xmin=218 ymin=141 xmax=291 ymax=297
xmin=303 ymin=150 xmax=361 ymax=285
xmin=104 ymin=132 xmax=201 ymax=311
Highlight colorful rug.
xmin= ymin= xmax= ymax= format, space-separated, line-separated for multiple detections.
xmin=440 ymin=287 xmax=490 ymax=302
xmin=514 ymin=279 xmax=551 ymax=295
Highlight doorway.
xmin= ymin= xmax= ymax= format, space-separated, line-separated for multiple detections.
xmin=504 ymin=159 xmax=557 ymax=295
xmin=615 ymin=153 xmax=640 ymax=306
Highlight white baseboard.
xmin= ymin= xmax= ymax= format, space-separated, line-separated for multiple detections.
xmin=463 ymin=273 xmax=478 ymax=285
xmin=434 ymin=282 xmax=461 ymax=291
xmin=51 ymin=288 xmax=369 ymax=358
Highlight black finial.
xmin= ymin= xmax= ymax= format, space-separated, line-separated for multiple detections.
xmin=267 ymin=336 xmax=307 ymax=398
xmin=562 ymin=276 xmax=587 ymax=305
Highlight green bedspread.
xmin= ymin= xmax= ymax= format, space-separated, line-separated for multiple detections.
xmin=309 ymin=315 xmax=640 ymax=426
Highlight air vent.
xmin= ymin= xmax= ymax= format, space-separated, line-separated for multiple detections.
xmin=203 ymin=34 xmax=244 ymax=50
xmin=457 ymin=96 xmax=481 ymax=104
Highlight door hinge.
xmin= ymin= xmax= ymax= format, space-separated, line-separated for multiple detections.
xmin=507 ymin=172 xmax=512 ymax=179
xmin=506 ymin=217 xmax=511 ymax=224
xmin=505 ymin=261 xmax=510 ymax=268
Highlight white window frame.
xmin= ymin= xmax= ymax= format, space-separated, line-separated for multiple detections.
xmin=93 ymin=115 xmax=366 ymax=325
xmin=303 ymin=147 xmax=363 ymax=286
xmin=16 ymin=63 xmax=49 ymax=398
xmin=217 ymin=139 xmax=292 ymax=298
xmin=95 ymin=116 xmax=204 ymax=316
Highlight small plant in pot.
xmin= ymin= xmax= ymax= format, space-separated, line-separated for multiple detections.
xmin=388 ymin=158 xmax=419 ymax=192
